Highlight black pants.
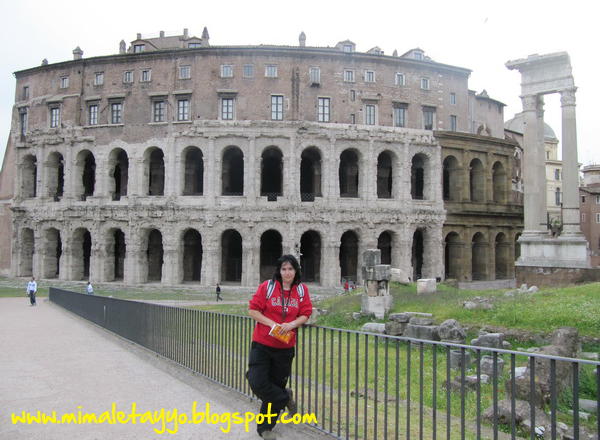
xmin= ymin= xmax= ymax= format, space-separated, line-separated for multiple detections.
xmin=29 ymin=292 xmax=36 ymax=305
xmin=246 ymin=341 xmax=295 ymax=434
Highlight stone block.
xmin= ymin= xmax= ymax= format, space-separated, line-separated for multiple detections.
xmin=373 ymin=264 xmax=391 ymax=280
xmin=365 ymin=280 xmax=378 ymax=297
xmin=471 ymin=333 xmax=504 ymax=349
xmin=480 ymin=355 xmax=505 ymax=376
xmin=390 ymin=268 xmax=410 ymax=284
xmin=449 ymin=349 xmax=471 ymax=370
xmin=405 ymin=312 xmax=433 ymax=318
xmin=417 ymin=278 xmax=436 ymax=294
xmin=389 ymin=313 xmax=410 ymax=323
xmin=410 ymin=317 xmax=433 ymax=326
xmin=361 ymin=294 xmax=393 ymax=319
xmin=352 ymin=312 xmax=362 ymax=321
xmin=362 ymin=249 xmax=381 ymax=267
xmin=384 ymin=321 xmax=407 ymax=336
xmin=579 ymin=399 xmax=598 ymax=414
xmin=362 ymin=266 xmax=375 ymax=281
xmin=402 ymin=324 xmax=440 ymax=341
xmin=361 ymin=322 xmax=386 ymax=334
xmin=438 ymin=319 xmax=467 ymax=343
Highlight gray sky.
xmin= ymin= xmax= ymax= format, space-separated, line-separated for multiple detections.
xmin=0 ymin=0 xmax=597 ymax=171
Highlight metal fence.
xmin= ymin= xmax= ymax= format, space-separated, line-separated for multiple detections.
xmin=49 ymin=287 xmax=599 ymax=439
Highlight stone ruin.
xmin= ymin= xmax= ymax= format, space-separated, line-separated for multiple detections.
xmin=360 ymin=249 xmax=393 ymax=319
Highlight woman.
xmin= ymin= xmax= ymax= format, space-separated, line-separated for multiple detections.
xmin=247 ymin=254 xmax=313 ymax=439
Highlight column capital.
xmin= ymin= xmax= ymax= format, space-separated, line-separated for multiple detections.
xmin=560 ymin=88 xmax=577 ymax=107
xmin=520 ymin=94 xmax=543 ymax=113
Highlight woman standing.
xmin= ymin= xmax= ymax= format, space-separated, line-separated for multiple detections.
xmin=247 ymin=254 xmax=313 ymax=439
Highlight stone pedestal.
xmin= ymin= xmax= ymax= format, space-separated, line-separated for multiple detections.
xmin=360 ymin=249 xmax=393 ymax=319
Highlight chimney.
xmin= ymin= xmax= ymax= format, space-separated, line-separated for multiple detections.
xmin=119 ymin=40 xmax=126 ymax=54
xmin=73 ymin=46 xmax=83 ymax=60
xmin=299 ymin=31 xmax=306 ymax=47
xmin=183 ymin=28 xmax=189 ymax=39
xmin=160 ymin=30 xmax=165 ymax=38
xmin=137 ymin=33 xmax=142 ymax=39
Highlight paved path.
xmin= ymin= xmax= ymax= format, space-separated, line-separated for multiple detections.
xmin=0 ymin=297 xmax=330 ymax=439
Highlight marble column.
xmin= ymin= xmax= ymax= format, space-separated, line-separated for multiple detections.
xmin=560 ymin=88 xmax=582 ymax=236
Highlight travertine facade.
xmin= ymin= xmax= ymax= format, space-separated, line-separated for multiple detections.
xmin=0 ymin=29 xmax=523 ymax=286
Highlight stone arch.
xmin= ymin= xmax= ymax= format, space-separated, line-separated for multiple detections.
xmin=443 ymin=155 xmax=460 ymax=201
xmin=182 ymin=229 xmax=202 ymax=282
xmin=146 ymin=229 xmax=164 ymax=282
xmin=73 ymin=228 xmax=92 ymax=280
xmin=222 ymin=146 xmax=244 ymax=195
xmin=469 ymin=158 xmax=485 ymax=202
xmin=110 ymin=228 xmax=126 ymax=281
xmin=182 ymin=146 xmax=204 ymax=196
xmin=73 ymin=150 xmax=96 ymax=200
xmin=45 ymin=152 xmax=64 ymax=201
xmin=339 ymin=230 xmax=359 ymax=282
xmin=492 ymin=161 xmax=507 ymax=203
xmin=300 ymin=147 xmax=322 ymax=201
xmin=444 ymin=231 xmax=462 ymax=280
xmin=42 ymin=227 xmax=61 ymax=279
xmin=411 ymin=153 xmax=427 ymax=200
xmin=377 ymin=231 xmax=393 ymax=265
xmin=261 ymin=147 xmax=283 ymax=200
xmin=472 ymin=232 xmax=487 ymax=281
xmin=495 ymin=232 xmax=510 ymax=279
xmin=18 ymin=228 xmax=34 ymax=277
xmin=221 ymin=229 xmax=242 ymax=282
xmin=412 ymin=229 xmax=424 ymax=280
xmin=21 ymin=154 xmax=37 ymax=198
xmin=260 ymin=229 xmax=282 ymax=282
xmin=108 ymin=148 xmax=129 ymax=200
xmin=477 ymin=124 xmax=492 ymax=136
xmin=300 ymin=230 xmax=321 ymax=283
xmin=377 ymin=151 xmax=393 ymax=199
xmin=339 ymin=149 xmax=359 ymax=198
xmin=145 ymin=148 xmax=165 ymax=196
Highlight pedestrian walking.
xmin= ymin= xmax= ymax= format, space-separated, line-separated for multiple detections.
xmin=26 ymin=277 xmax=37 ymax=306
xmin=87 ymin=281 xmax=94 ymax=295
xmin=215 ymin=283 xmax=222 ymax=301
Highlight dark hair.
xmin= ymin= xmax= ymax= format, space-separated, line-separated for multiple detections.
xmin=273 ymin=254 xmax=302 ymax=286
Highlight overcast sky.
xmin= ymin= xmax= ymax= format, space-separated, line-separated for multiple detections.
xmin=0 ymin=0 xmax=597 ymax=171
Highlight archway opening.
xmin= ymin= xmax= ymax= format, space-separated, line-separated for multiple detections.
xmin=221 ymin=230 xmax=242 ymax=282
xmin=183 ymin=229 xmax=203 ymax=282
xmin=300 ymin=230 xmax=321 ymax=283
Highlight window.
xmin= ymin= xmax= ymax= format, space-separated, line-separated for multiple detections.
xmin=243 ymin=65 xmax=254 ymax=77
xmin=350 ymin=90 xmax=355 ymax=101
xmin=22 ymin=86 xmax=29 ymax=100
xmin=177 ymin=99 xmax=190 ymax=121
xmin=88 ymin=104 xmax=98 ymax=125
xmin=365 ymin=70 xmax=375 ymax=83
xmin=423 ymin=107 xmax=435 ymax=130
xmin=350 ymin=114 xmax=356 ymax=124
xmin=596 ymin=213 xmax=600 ymax=223
xmin=450 ymin=115 xmax=457 ymax=132
xmin=221 ymin=98 xmax=234 ymax=120
xmin=134 ymin=44 xmax=145 ymax=53
xmin=421 ymin=77 xmax=430 ymax=90
xmin=123 ymin=71 xmax=133 ymax=83
xmin=94 ymin=72 xmax=104 ymax=86
xmin=50 ymin=107 xmax=60 ymax=128
xmin=180 ymin=65 xmax=191 ymax=79
xmin=221 ymin=64 xmax=233 ymax=78
xmin=395 ymin=73 xmax=405 ymax=86
xmin=582 ymin=213 xmax=586 ymax=222
xmin=554 ymin=169 xmax=561 ymax=180
xmin=60 ymin=76 xmax=69 ymax=88
xmin=309 ymin=67 xmax=320 ymax=84
xmin=365 ymin=104 xmax=376 ymax=125
xmin=110 ymin=102 xmax=123 ymax=124
xmin=141 ymin=70 xmax=151 ymax=82
xmin=153 ymin=101 xmax=165 ymax=123
xmin=394 ymin=106 xmax=406 ymax=127
xmin=450 ymin=93 xmax=456 ymax=105
xmin=555 ymin=188 xmax=562 ymax=206
xmin=343 ymin=44 xmax=352 ymax=53
xmin=188 ymin=42 xmax=201 ymax=48
xmin=318 ymin=97 xmax=330 ymax=122
xmin=596 ymin=195 xmax=600 ymax=204
xmin=19 ymin=109 xmax=27 ymax=136
xmin=414 ymin=51 xmax=423 ymax=60
xmin=271 ymin=95 xmax=283 ymax=120
xmin=344 ymin=70 xmax=355 ymax=82
xmin=265 ymin=65 xmax=278 ymax=78
xmin=582 ymin=196 xmax=586 ymax=204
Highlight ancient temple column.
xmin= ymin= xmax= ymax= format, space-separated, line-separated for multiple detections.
xmin=560 ymin=88 xmax=582 ymax=236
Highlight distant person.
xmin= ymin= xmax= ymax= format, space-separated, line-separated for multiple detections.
xmin=215 ymin=284 xmax=222 ymax=301
xmin=344 ymin=280 xmax=349 ymax=294
xmin=27 ymin=277 xmax=37 ymax=306
xmin=87 ymin=281 xmax=94 ymax=295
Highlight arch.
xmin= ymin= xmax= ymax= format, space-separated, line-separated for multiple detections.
xmin=443 ymin=155 xmax=459 ymax=201
xmin=300 ymin=230 xmax=321 ymax=283
xmin=182 ymin=229 xmax=202 ymax=282
xmin=339 ymin=230 xmax=359 ymax=282
xmin=42 ymin=228 xmax=61 ymax=279
xmin=472 ymin=232 xmax=487 ymax=281
xmin=18 ymin=228 xmax=34 ymax=277
xmin=300 ymin=147 xmax=322 ymax=201
xmin=46 ymin=152 xmax=64 ymax=201
xmin=147 ymin=229 xmax=163 ymax=282
xmin=109 ymin=148 xmax=129 ymax=200
xmin=495 ymin=232 xmax=509 ymax=279
xmin=377 ymin=151 xmax=393 ymax=199
xmin=221 ymin=229 xmax=242 ymax=282
xmin=492 ymin=161 xmax=507 ymax=203
xmin=377 ymin=231 xmax=393 ymax=265
xmin=112 ymin=229 xmax=126 ymax=281
xmin=21 ymin=154 xmax=37 ymax=198
xmin=73 ymin=228 xmax=92 ymax=280
xmin=183 ymin=147 xmax=204 ymax=196
xmin=411 ymin=154 xmax=426 ymax=200
xmin=222 ymin=147 xmax=244 ymax=195
xmin=147 ymin=148 xmax=165 ymax=196
xmin=260 ymin=230 xmax=282 ymax=282
xmin=412 ymin=229 xmax=424 ymax=280
xmin=469 ymin=158 xmax=484 ymax=202
xmin=339 ymin=149 xmax=359 ymax=198
xmin=261 ymin=147 xmax=283 ymax=201
xmin=73 ymin=150 xmax=96 ymax=200
xmin=444 ymin=232 xmax=461 ymax=280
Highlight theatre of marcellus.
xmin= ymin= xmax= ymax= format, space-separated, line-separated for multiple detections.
xmin=0 ymin=28 xmax=524 ymax=288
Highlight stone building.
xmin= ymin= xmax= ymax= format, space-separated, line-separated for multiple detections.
xmin=0 ymin=29 xmax=522 ymax=287
xmin=579 ymin=165 xmax=600 ymax=267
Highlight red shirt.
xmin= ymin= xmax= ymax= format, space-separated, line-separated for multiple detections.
xmin=249 ymin=280 xmax=313 ymax=348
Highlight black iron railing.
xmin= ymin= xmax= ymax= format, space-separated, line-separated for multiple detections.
xmin=50 ymin=288 xmax=600 ymax=439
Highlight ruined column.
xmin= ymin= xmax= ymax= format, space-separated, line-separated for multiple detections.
xmin=560 ymin=88 xmax=582 ymax=236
